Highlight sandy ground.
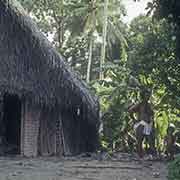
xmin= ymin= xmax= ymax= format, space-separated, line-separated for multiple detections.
xmin=0 ymin=155 xmax=168 ymax=180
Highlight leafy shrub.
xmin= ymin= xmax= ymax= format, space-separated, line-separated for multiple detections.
xmin=168 ymin=155 xmax=180 ymax=180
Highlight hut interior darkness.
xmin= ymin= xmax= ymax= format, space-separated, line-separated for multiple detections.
xmin=2 ymin=93 xmax=21 ymax=154
xmin=0 ymin=0 xmax=99 ymax=157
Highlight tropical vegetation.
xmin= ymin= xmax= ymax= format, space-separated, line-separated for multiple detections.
xmin=19 ymin=0 xmax=180 ymax=158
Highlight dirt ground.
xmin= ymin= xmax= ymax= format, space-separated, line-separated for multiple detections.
xmin=0 ymin=155 xmax=168 ymax=180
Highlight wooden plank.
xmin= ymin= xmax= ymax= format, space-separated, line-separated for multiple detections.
xmin=38 ymin=106 xmax=57 ymax=156
xmin=23 ymin=102 xmax=40 ymax=157
xmin=20 ymin=100 xmax=25 ymax=156
xmin=0 ymin=96 xmax=4 ymax=138
xmin=56 ymin=111 xmax=64 ymax=156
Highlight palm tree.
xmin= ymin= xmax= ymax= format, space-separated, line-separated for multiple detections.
xmin=100 ymin=0 xmax=127 ymax=80
xmin=85 ymin=0 xmax=97 ymax=83
xmin=86 ymin=32 xmax=95 ymax=83
xmin=67 ymin=0 xmax=99 ymax=83
xmin=100 ymin=0 xmax=109 ymax=80
xmin=68 ymin=0 xmax=127 ymax=82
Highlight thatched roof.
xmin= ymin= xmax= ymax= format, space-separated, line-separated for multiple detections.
xmin=0 ymin=0 xmax=99 ymax=125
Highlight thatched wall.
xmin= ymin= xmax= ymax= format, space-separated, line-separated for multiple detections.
xmin=38 ymin=105 xmax=60 ymax=156
xmin=0 ymin=0 xmax=99 ymax=154
xmin=62 ymin=105 xmax=98 ymax=155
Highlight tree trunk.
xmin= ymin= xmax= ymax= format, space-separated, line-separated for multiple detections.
xmin=86 ymin=35 xmax=93 ymax=83
xmin=57 ymin=24 xmax=63 ymax=49
xmin=100 ymin=0 xmax=109 ymax=80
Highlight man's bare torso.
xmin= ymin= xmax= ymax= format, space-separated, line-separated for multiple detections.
xmin=129 ymin=102 xmax=154 ymax=123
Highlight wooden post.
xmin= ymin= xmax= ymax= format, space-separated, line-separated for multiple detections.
xmin=20 ymin=100 xmax=25 ymax=156
xmin=56 ymin=112 xmax=64 ymax=156
xmin=0 ymin=94 xmax=4 ymax=147
xmin=23 ymin=101 xmax=40 ymax=157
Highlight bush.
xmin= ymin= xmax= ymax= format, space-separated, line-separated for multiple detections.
xmin=168 ymin=155 xmax=180 ymax=180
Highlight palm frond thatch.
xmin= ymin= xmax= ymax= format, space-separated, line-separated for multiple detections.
xmin=0 ymin=0 xmax=99 ymax=127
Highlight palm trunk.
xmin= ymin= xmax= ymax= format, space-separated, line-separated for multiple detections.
xmin=86 ymin=0 xmax=96 ymax=83
xmin=57 ymin=25 xmax=62 ymax=49
xmin=100 ymin=0 xmax=109 ymax=80
xmin=86 ymin=35 xmax=93 ymax=83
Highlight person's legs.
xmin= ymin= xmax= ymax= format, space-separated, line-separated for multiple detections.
xmin=137 ymin=137 xmax=144 ymax=158
xmin=168 ymin=144 xmax=175 ymax=160
xmin=136 ymin=125 xmax=144 ymax=158
xmin=146 ymin=132 xmax=156 ymax=156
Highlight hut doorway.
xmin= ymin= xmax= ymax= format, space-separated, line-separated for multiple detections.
xmin=3 ymin=94 xmax=21 ymax=154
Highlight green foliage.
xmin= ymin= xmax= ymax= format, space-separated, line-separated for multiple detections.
xmin=18 ymin=0 xmax=180 ymax=153
xmin=148 ymin=0 xmax=180 ymax=25
xmin=128 ymin=15 xmax=180 ymax=152
xmin=62 ymin=36 xmax=89 ymax=79
xmin=168 ymin=155 xmax=180 ymax=180
xmin=19 ymin=0 xmax=127 ymax=82
xmin=128 ymin=15 xmax=179 ymax=107
xmin=95 ymin=14 xmax=180 ymax=152
xmin=147 ymin=0 xmax=180 ymax=98
xmin=92 ymin=63 xmax=137 ymax=151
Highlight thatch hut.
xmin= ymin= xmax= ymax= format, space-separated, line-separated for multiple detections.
xmin=0 ymin=0 xmax=99 ymax=157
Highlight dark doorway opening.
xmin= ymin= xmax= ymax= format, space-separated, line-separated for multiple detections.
xmin=3 ymin=94 xmax=21 ymax=154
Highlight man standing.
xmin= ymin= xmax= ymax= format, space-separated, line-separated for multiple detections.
xmin=128 ymin=89 xmax=155 ymax=158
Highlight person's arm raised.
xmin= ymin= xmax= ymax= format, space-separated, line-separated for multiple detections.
xmin=128 ymin=104 xmax=140 ymax=122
